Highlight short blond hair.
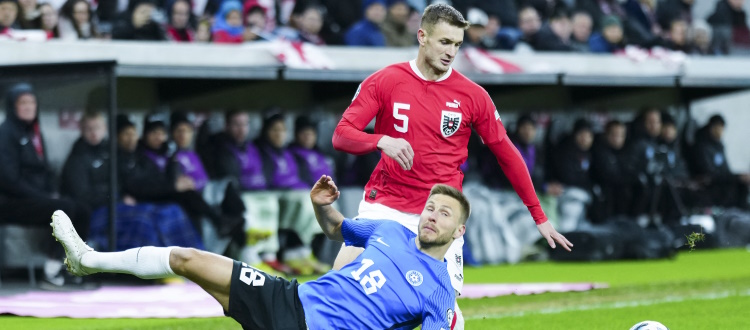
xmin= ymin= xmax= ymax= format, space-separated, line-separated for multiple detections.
xmin=420 ymin=4 xmax=470 ymax=33
xmin=429 ymin=184 xmax=470 ymax=224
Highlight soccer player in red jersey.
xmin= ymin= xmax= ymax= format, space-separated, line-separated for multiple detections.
xmin=331 ymin=4 xmax=573 ymax=329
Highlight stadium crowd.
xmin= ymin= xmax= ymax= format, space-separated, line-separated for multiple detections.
xmin=1 ymin=82 xmax=749 ymax=287
xmin=2 ymin=0 xmax=750 ymax=54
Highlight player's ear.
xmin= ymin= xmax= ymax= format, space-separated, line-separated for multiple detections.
xmin=417 ymin=28 xmax=426 ymax=46
xmin=453 ymin=224 xmax=465 ymax=239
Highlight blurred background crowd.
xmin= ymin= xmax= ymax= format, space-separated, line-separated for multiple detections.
xmin=3 ymin=0 xmax=750 ymax=54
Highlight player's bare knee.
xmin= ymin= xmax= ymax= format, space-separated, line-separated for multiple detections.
xmin=169 ymin=247 xmax=198 ymax=275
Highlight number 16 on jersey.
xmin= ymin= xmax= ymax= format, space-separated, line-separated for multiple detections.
xmin=351 ymin=259 xmax=387 ymax=295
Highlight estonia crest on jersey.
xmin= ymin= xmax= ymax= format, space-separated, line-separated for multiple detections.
xmin=441 ymin=111 xmax=462 ymax=138
xmin=405 ymin=270 xmax=423 ymax=286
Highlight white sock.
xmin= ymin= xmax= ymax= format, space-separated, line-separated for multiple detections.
xmin=81 ymin=246 xmax=176 ymax=279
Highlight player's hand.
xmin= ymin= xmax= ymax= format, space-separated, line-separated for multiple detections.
xmin=537 ymin=221 xmax=573 ymax=251
xmin=310 ymin=175 xmax=340 ymax=206
xmin=175 ymin=176 xmax=196 ymax=192
xmin=377 ymin=136 xmax=414 ymax=171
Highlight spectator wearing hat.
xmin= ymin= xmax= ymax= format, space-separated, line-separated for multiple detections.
xmin=0 ymin=83 xmax=92 ymax=287
xmin=692 ymin=20 xmax=717 ymax=55
xmin=570 ymin=11 xmax=593 ymax=52
xmin=533 ymin=7 xmax=575 ymax=51
xmin=242 ymin=2 xmax=275 ymax=42
xmin=165 ymin=0 xmax=195 ymax=42
xmin=344 ymin=0 xmax=386 ymax=46
xmin=288 ymin=116 xmax=334 ymax=187
xmin=464 ymin=7 xmax=489 ymax=49
xmin=212 ymin=0 xmax=243 ymax=43
xmin=380 ymin=0 xmax=414 ymax=47
xmin=112 ymin=0 xmax=166 ymax=40
xmin=656 ymin=0 xmax=693 ymax=33
xmin=589 ymin=15 xmax=626 ymax=53
xmin=0 ymin=0 xmax=19 ymax=36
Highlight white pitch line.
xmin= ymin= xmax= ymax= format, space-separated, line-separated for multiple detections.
xmin=466 ymin=289 xmax=750 ymax=321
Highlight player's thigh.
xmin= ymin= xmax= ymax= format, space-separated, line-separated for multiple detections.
xmin=445 ymin=236 xmax=465 ymax=294
xmin=170 ymin=248 xmax=234 ymax=310
xmin=332 ymin=244 xmax=365 ymax=270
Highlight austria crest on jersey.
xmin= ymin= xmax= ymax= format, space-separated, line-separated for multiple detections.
xmin=441 ymin=111 xmax=462 ymax=138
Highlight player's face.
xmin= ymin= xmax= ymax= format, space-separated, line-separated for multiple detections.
xmin=418 ymin=194 xmax=465 ymax=247
xmin=419 ymin=21 xmax=464 ymax=74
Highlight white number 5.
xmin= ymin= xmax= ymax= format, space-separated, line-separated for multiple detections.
xmin=393 ymin=103 xmax=410 ymax=133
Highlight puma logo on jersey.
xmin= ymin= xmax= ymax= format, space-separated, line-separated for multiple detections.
xmin=375 ymin=237 xmax=390 ymax=247
xmin=446 ymin=100 xmax=461 ymax=108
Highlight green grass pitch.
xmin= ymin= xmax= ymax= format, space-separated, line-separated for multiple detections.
xmin=3 ymin=248 xmax=749 ymax=329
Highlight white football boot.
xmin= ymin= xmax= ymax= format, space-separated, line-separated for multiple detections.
xmin=50 ymin=210 xmax=94 ymax=276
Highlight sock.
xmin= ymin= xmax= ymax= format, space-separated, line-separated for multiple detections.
xmin=81 ymin=246 xmax=177 ymax=279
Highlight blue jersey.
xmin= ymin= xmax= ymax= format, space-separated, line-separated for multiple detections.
xmin=298 ymin=219 xmax=455 ymax=330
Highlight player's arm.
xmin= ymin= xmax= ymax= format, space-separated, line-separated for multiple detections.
xmin=473 ymin=94 xmax=573 ymax=251
xmin=332 ymin=77 xmax=414 ymax=169
xmin=310 ymin=175 xmax=345 ymax=241
xmin=420 ymin=287 xmax=456 ymax=330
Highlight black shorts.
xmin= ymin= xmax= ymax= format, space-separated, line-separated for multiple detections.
xmin=226 ymin=261 xmax=307 ymax=330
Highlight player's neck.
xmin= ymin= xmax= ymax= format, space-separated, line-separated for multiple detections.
xmin=414 ymin=237 xmax=450 ymax=261
xmin=415 ymin=55 xmax=447 ymax=81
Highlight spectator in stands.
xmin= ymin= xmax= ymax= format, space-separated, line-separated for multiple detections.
xmin=549 ymin=118 xmax=593 ymax=191
xmin=255 ymin=112 xmax=307 ymax=190
xmin=319 ymin=0 xmax=362 ymax=44
xmin=516 ymin=6 xmax=542 ymax=49
xmin=59 ymin=0 xmax=99 ymax=40
xmin=344 ymin=0 xmax=386 ymax=46
xmin=195 ymin=18 xmax=212 ymax=42
xmin=691 ymin=115 xmax=750 ymax=209
xmin=288 ymin=115 xmax=334 ymax=186
xmin=17 ymin=0 xmax=40 ymax=29
xmin=657 ymin=112 xmax=697 ymax=220
xmin=0 ymin=83 xmax=91 ymax=287
xmin=464 ymin=7 xmax=489 ymax=49
xmin=61 ymin=112 xmax=110 ymax=210
xmin=576 ymin=0 xmax=626 ymax=31
xmin=166 ymin=0 xmax=195 ymax=42
xmin=0 ymin=0 xmax=19 ymax=35
xmin=626 ymin=107 xmax=663 ymax=216
xmin=590 ymin=120 xmax=635 ymax=222
xmin=39 ymin=3 xmax=59 ymax=39
xmin=570 ymin=11 xmax=593 ymax=52
xmin=242 ymin=3 xmax=274 ymax=42
xmin=692 ymin=20 xmax=716 ymax=55
xmin=664 ymin=19 xmax=691 ymax=52
xmin=533 ymin=7 xmax=575 ymax=52
xmin=476 ymin=0 xmax=517 ymax=29
xmin=212 ymin=110 xmax=266 ymax=190
xmin=624 ymin=0 xmax=662 ymax=43
xmin=589 ymin=15 xmax=626 ymax=53
xmin=169 ymin=111 xmax=246 ymax=236
xmin=113 ymin=0 xmax=166 ymax=40
xmin=656 ymin=0 xmax=692 ymax=33
xmin=381 ymin=0 xmax=414 ymax=47
xmin=708 ymin=0 xmax=750 ymax=53
xmin=276 ymin=3 xmax=326 ymax=45
xmin=212 ymin=0 xmax=243 ymax=43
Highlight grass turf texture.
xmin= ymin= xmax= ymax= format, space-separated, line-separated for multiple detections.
xmin=3 ymin=248 xmax=749 ymax=329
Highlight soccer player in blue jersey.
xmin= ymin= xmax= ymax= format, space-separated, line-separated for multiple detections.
xmin=51 ymin=174 xmax=468 ymax=329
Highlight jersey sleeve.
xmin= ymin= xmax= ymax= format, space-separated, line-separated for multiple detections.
xmin=421 ymin=286 xmax=455 ymax=330
xmin=332 ymin=73 xmax=386 ymax=155
xmin=341 ymin=218 xmax=385 ymax=247
xmin=471 ymin=90 xmax=507 ymax=146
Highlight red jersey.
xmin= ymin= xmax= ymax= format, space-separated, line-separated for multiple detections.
xmin=334 ymin=61 xmax=507 ymax=214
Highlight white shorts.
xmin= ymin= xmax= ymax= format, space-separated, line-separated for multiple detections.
xmin=355 ymin=200 xmax=465 ymax=294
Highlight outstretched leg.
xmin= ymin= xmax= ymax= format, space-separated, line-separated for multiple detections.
xmin=332 ymin=244 xmax=364 ymax=270
xmin=51 ymin=210 xmax=234 ymax=311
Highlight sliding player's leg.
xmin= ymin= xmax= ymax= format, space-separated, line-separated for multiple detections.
xmin=50 ymin=210 xmax=234 ymax=311
xmin=332 ymin=244 xmax=365 ymax=270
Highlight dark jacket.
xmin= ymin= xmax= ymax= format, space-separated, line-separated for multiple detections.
xmin=533 ymin=25 xmax=575 ymax=52
xmin=212 ymin=133 xmax=267 ymax=190
xmin=0 ymin=84 xmax=54 ymax=201
xmin=121 ymin=143 xmax=176 ymax=201
xmin=690 ymin=128 xmax=734 ymax=184
xmin=61 ymin=137 xmax=111 ymax=208
xmin=656 ymin=0 xmax=692 ymax=31
xmin=549 ymin=136 xmax=592 ymax=190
